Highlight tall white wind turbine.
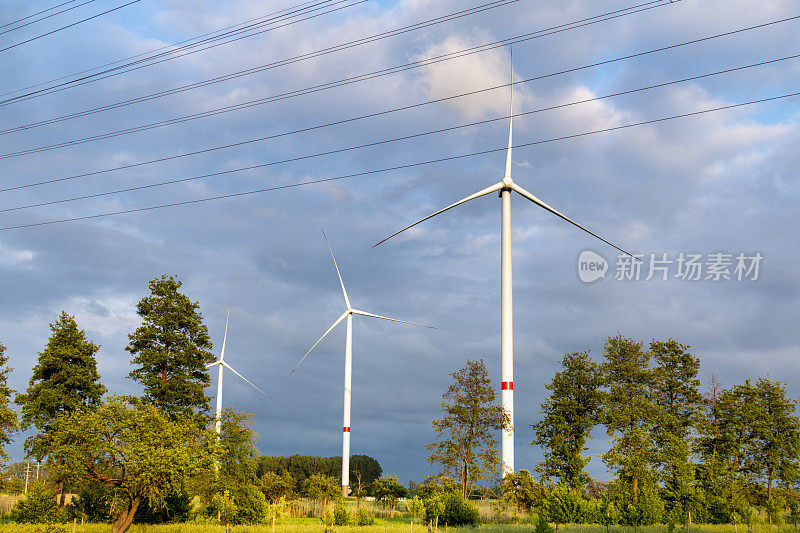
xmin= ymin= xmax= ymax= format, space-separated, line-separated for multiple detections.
xmin=208 ymin=306 xmax=269 ymax=435
xmin=374 ymin=54 xmax=637 ymax=476
xmin=291 ymin=229 xmax=434 ymax=497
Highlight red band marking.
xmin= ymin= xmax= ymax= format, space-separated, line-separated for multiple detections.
xmin=343 ymin=427 xmax=350 ymax=432
xmin=502 ymin=381 xmax=514 ymax=391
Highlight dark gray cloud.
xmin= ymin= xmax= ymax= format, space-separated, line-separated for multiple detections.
xmin=0 ymin=0 xmax=798 ymax=484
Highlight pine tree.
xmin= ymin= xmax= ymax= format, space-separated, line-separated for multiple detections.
xmin=426 ymin=359 xmax=509 ymax=498
xmin=17 ymin=312 xmax=105 ymax=459
xmin=0 ymin=341 xmax=17 ymax=461
xmin=126 ymin=275 xmax=214 ymax=421
xmin=532 ymin=351 xmax=602 ymax=491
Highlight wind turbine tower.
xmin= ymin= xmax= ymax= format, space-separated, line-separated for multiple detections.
xmin=208 ymin=306 xmax=269 ymax=434
xmin=375 ymin=53 xmax=636 ymax=476
xmin=292 ymin=230 xmax=434 ymax=497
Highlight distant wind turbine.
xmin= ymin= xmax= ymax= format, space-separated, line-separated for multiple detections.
xmin=291 ymin=229 xmax=434 ymax=497
xmin=375 ymin=51 xmax=637 ymax=476
xmin=208 ymin=306 xmax=269 ymax=435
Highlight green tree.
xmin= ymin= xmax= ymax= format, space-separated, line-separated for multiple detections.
xmin=501 ymin=469 xmax=547 ymax=513
xmin=260 ymin=471 xmax=295 ymax=503
xmin=11 ymin=480 xmax=59 ymax=523
xmin=49 ymin=395 xmax=214 ymax=533
xmin=427 ymin=359 xmax=509 ymax=498
xmin=601 ymin=335 xmax=658 ymax=503
xmin=544 ymin=484 xmax=585 ymax=531
xmin=532 ymin=351 xmax=602 ymax=491
xmin=372 ymin=474 xmax=407 ymax=511
xmin=16 ymin=312 xmax=105 ymax=506
xmin=126 ymin=275 xmax=214 ymax=420
xmin=302 ymin=474 xmax=341 ymax=504
xmin=649 ymin=338 xmax=702 ymax=519
xmin=0 ymin=342 xmax=17 ymax=461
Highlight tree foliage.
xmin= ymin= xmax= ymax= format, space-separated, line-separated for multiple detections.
xmin=126 ymin=275 xmax=213 ymax=421
xmin=427 ymin=358 xmax=509 ymax=498
xmin=49 ymin=396 xmax=214 ymax=533
xmin=532 ymin=351 xmax=602 ymax=491
xmin=0 ymin=341 xmax=17 ymax=461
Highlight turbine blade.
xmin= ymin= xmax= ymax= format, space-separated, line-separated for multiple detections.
xmin=290 ymin=310 xmax=349 ymax=375
xmin=206 ymin=361 xmax=221 ymax=369
xmin=505 ymin=45 xmax=514 ymax=180
xmin=221 ymin=361 xmax=270 ymax=398
xmin=374 ymin=182 xmax=504 ymax=247
xmin=511 ymin=183 xmax=638 ymax=259
xmin=351 ymin=309 xmax=435 ymax=329
xmin=321 ymin=228 xmax=350 ymax=309
xmin=220 ymin=304 xmax=230 ymax=362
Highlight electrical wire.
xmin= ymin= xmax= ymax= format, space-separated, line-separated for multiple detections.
xmin=0 ymin=0 xmax=661 ymax=109
xmin=0 ymin=0 xmax=680 ymax=135
xmin=0 ymin=0 xmax=90 ymax=30
xmin=1 ymin=55 xmax=796 ymax=212
xmin=0 ymin=0 xmax=345 ymax=99
xmin=0 ymin=0 xmax=365 ymax=104
xmin=0 ymin=13 xmax=793 ymax=170
xmin=0 ymin=0 xmax=142 ymax=54
xmin=1 ymin=90 xmax=796 ymax=231
xmin=0 ymin=0 xmax=98 ymax=36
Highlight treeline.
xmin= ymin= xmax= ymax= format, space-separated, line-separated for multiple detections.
xmin=257 ymin=454 xmax=382 ymax=494
xmin=526 ymin=334 xmax=800 ymax=526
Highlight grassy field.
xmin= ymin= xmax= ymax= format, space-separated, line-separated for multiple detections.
xmin=0 ymin=521 xmax=798 ymax=533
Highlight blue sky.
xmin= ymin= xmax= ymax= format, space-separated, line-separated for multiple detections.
xmin=0 ymin=0 xmax=798 ymax=484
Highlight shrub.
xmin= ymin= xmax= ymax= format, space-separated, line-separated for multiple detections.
xmin=534 ymin=512 xmax=554 ymax=533
xmin=355 ymin=505 xmax=375 ymax=526
xmin=439 ymin=492 xmax=479 ymax=527
xmin=11 ymin=481 xmax=60 ymax=523
xmin=333 ymin=500 xmax=350 ymax=526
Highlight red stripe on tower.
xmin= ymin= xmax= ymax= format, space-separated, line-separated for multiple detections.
xmin=343 ymin=427 xmax=350 ymax=432
xmin=501 ymin=381 xmax=514 ymax=391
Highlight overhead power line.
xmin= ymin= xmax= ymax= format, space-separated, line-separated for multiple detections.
xmin=1 ymin=55 xmax=796 ymax=213
xmin=0 ymin=0 xmax=680 ymax=137
xmin=1 ymin=90 xmax=797 ymax=231
xmin=0 ymin=0 xmax=351 ymax=99
xmin=0 ymin=0 xmax=663 ymax=109
xmin=0 ymin=12 xmax=793 ymax=173
xmin=0 ymin=0 xmax=366 ymax=103
xmin=0 ymin=0 xmax=142 ymax=54
xmin=0 ymin=0 xmax=98 ymax=36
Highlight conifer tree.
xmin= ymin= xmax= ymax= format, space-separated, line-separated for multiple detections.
xmin=16 ymin=312 xmax=104 ymax=506
xmin=126 ymin=274 xmax=214 ymax=421
xmin=532 ymin=351 xmax=602 ymax=491
xmin=0 ymin=341 xmax=17 ymax=461
xmin=17 ymin=312 xmax=105 ymax=459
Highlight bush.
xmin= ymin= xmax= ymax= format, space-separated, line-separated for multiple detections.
xmin=11 ymin=481 xmax=60 ymax=523
xmin=134 ymin=489 xmax=192 ymax=523
xmin=534 ymin=512 xmax=554 ymax=533
xmin=355 ymin=505 xmax=375 ymax=526
xmin=65 ymin=482 xmax=113 ymax=522
xmin=333 ymin=500 xmax=350 ymax=526
xmin=439 ymin=492 xmax=480 ymax=527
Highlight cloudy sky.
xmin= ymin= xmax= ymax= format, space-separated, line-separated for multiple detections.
xmin=0 ymin=0 xmax=798 ymax=484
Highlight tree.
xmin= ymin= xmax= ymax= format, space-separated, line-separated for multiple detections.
xmin=126 ymin=275 xmax=214 ymax=420
xmin=649 ymin=338 xmax=702 ymax=519
xmin=601 ymin=335 xmax=658 ymax=503
xmin=427 ymin=359 xmax=509 ymax=498
xmin=371 ymin=475 xmax=407 ymax=511
xmin=16 ymin=312 xmax=105 ymax=506
xmin=260 ymin=471 xmax=295 ymax=503
xmin=0 ymin=341 xmax=17 ymax=461
xmin=200 ymin=409 xmax=267 ymax=524
xmin=501 ymin=469 xmax=547 ymax=513
xmin=49 ymin=396 xmax=214 ymax=533
xmin=302 ymin=474 xmax=341 ymax=504
xmin=11 ymin=480 xmax=59 ymax=523
xmin=532 ymin=351 xmax=602 ymax=491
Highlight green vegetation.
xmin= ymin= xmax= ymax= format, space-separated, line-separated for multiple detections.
xmin=0 ymin=275 xmax=798 ymax=531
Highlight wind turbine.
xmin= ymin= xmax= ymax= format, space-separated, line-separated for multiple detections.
xmin=291 ymin=229 xmax=434 ymax=497
xmin=374 ymin=54 xmax=637 ymax=476
xmin=208 ymin=306 xmax=269 ymax=435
